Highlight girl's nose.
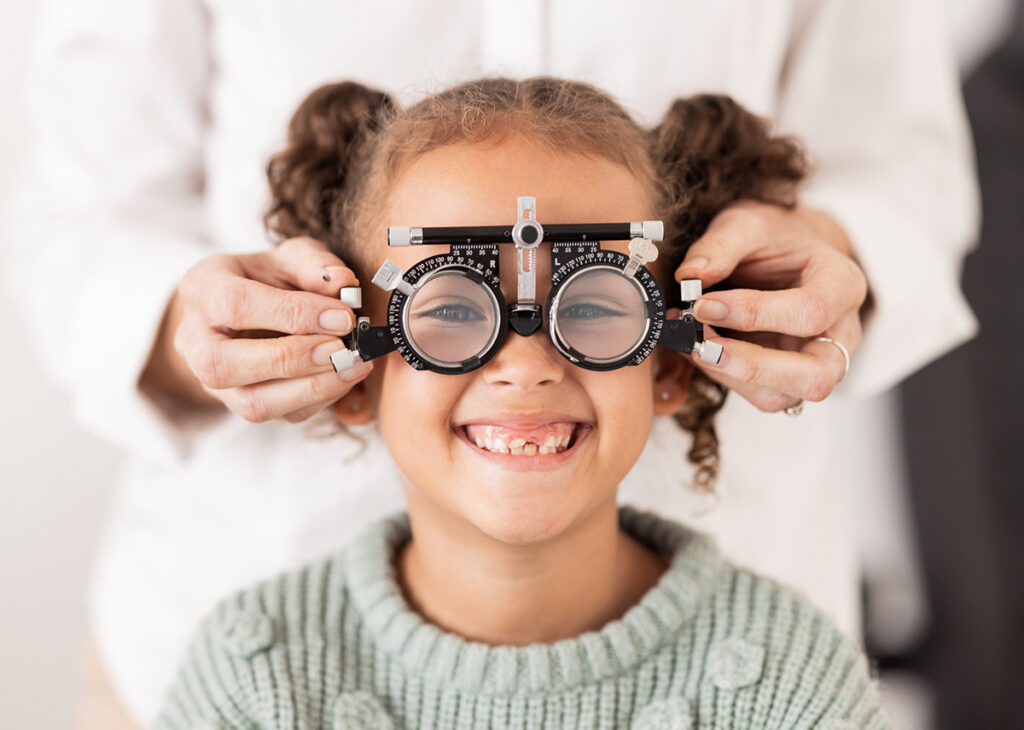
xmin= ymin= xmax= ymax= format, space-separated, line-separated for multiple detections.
xmin=480 ymin=326 xmax=565 ymax=389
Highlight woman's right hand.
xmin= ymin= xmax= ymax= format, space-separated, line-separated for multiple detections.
xmin=141 ymin=237 xmax=373 ymax=423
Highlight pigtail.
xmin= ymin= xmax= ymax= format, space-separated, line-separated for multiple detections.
xmin=264 ymin=82 xmax=395 ymax=246
xmin=651 ymin=95 xmax=807 ymax=490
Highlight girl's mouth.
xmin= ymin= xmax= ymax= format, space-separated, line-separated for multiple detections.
xmin=454 ymin=422 xmax=591 ymax=461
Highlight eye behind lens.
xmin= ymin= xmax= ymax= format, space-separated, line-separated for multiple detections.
xmin=403 ymin=269 xmax=503 ymax=367
xmin=550 ymin=266 xmax=651 ymax=364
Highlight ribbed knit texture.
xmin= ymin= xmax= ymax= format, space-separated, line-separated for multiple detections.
xmin=154 ymin=506 xmax=891 ymax=729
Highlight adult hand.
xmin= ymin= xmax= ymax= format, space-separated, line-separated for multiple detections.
xmin=674 ymin=200 xmax=869 ymax=412
xmin=142 ymin=237 xmax=372 ymax=423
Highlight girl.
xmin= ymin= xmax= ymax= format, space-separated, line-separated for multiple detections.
xmin=154 ymin=78 xmax=889 ymax=729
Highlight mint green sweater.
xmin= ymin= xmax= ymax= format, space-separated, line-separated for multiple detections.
xmin=154 ymin=507 xmax=890 ymax=729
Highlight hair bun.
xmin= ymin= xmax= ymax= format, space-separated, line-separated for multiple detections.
xmin=265 ymin=82 xmax=394 ymax=244
xmin=652 ymin=94 xmax=807 ymax=259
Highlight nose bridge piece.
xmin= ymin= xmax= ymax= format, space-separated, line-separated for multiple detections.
xmin=508 ymin=195 xmax=545 ymax=336
xmin=508 ymin=302 xmax=544 ymax=336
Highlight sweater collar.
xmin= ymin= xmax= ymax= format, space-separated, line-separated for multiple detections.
xmin=342 ymin=504 xmax=724 ymax=694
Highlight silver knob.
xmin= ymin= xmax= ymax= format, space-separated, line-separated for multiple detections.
xmin=339 ymin=286 xmax=362 ymax=309
xmin=330 ymin=348 xmax=361 ymax=373
xmin=641 ymin=220 xmax=664 ymax=241
xmin=388 ymin=226 xmax=412 ymax=246
xmin=695 ymin=339 xmax=723 ymax=365
xmin=679 ymin=279 xmax=703 ymax=302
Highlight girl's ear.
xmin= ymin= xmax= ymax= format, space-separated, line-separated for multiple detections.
xmin=652 ymin=348 xmax=694 ymax=416
xmin=331 ymin=382 xmax=376 ymax=426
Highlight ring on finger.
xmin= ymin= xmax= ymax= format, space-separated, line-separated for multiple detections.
xmin=783 ymin=400 xmax=804 ymax=417
xmin=814 ymin=336 xmax=851 ymax=377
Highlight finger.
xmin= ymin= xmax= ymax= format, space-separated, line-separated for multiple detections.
xmin=666 ymin=313 xmax=799 ymax=411
xmin=187 ymin=333 xmax=350 ymax=390
xmin=689 ymin=344 xmax=794 ymax=413
xmin=674 ymin=203 xmax=765 ymax=286
xmin=799 ymin=310 xmax=862 ymax=380
xmin=234 ymin=242 xmax=359 ymax=298
xmin=267 ymin=236 xmax=360 ymax=294
xmin=280 ymin=396 xmax=339 ymax=424
xmin=218 ymin=360 xmax=374 ymax=423
xmin=189 ymin=272 xmax=357 ymax=335
xmin=691 ymin=254 xmax=866 ymax=337
xmin=691 ymin=319 xmax=859 ymax=407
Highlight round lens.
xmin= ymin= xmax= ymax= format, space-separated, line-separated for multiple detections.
xmin=553 ymin=268 xmax=649 ymax=362
xmin=405 ymin=271 xmax=500 ymax=366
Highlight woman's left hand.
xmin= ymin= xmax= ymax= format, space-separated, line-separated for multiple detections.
xmin=674 ymin=200 xmax=869 ymax=412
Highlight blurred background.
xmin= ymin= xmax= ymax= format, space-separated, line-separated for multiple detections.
xmin=0 ymin=1 xmax=1020 ymax=728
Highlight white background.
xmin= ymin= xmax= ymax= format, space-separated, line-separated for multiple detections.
xmin=0 ymin=1 xmax=1012 ymax=728
xmin=0 ymin=4 xmax=119 ymax=728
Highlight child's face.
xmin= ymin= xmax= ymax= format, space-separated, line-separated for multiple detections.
xmin=349 ymin=136 xmax=690 ymax=545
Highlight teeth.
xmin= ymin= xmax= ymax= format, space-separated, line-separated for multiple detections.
xmin=465 ymin=425 xmax=579 ymax=456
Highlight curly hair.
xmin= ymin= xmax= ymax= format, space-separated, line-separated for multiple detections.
xmin=264 ymin=77 xmax=806 ymax=490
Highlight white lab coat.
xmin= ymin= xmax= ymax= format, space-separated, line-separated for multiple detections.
xmin=1 ymin=0 xmax=977 ymax=724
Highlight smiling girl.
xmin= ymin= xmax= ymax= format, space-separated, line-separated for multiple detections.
xmin=154 ymin=78 xmax=890 ymax=729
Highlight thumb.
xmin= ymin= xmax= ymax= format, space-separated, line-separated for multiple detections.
xmin=674 ymin=207 xmax=761 ymax=288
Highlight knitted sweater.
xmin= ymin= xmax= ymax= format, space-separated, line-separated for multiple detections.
xmin=154 ymin=506 xmax=891 ymax=729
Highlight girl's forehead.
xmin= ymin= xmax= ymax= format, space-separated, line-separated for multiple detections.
xmin=385 ymin=139 xmax=656 ymax=228
xmin=358 ymin=138 xmax=669 ymax=298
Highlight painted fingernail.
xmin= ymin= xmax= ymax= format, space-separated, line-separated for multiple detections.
xmin=694 ymin=299 xmax=728 ymax=322
xmin=339 ymin=358 xmax=372 ymax=382
xmin=319 ymin=309 xmax=352 ymax=333
xmin=322 ymin=266 xmax=352 ymax=284
xmin=312 ymin=340 xmax=345 ymax=366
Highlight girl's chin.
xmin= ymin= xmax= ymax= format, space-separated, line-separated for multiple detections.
xmin=460 ymin=499 xmax=585 ymax=547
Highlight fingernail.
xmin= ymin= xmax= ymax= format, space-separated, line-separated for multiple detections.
xmin=322 ymin=266 xmax=353 ymax=284
xmin=339 ymin=358 xmax=372 ymax=382
xmin=319 ymin=309 xmax=352 ymax=333
xmin=312 ymin=340 xmax=345 ymax=366
xmin=683 ymin=256 xmax=709 ymax=269
xmin=323 ymin=265 xmax=352 ymax=282
xmin=694 ymin=299 xmax=728 ymax=322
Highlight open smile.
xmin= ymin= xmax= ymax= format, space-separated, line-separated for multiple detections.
xmin=453 ymin=421 xmax=592 ymax=471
